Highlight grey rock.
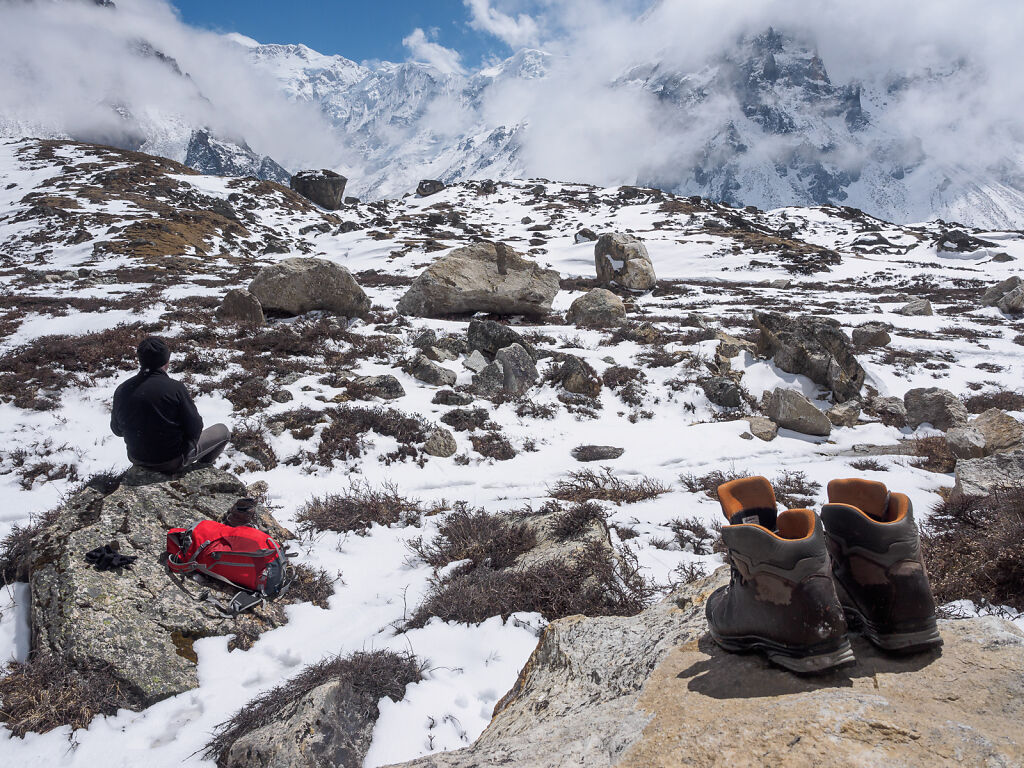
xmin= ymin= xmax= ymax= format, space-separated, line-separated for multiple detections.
xmin=424 ymin=345 xmax=458 ymax=363
xmin=30 ymin=467 xmax=293 ymax=708
xmin=565 ymin=288 xmax=626 ymax=328
xmin=594 ymin=233 xmax=656 ymax=291
xmin=953 ymin=449 xmax=1024 ymax=498
xmin=981 ymin=276 xmax=1022 ymax=307
xmin=471 ymin=360 xmax=507 ymax=398
xmin=290 ymin=169 xmax=347 ymax=210
xmin=827 ymin=400 xmax=861 ymax=428
xmin=216 ymin=288 xmax=265 ymax=326
xmin=935 ymin=229 xmax=997 ymax=253
xmin=701 ymin=376 xmax=742 ymax=408
xmin=897 ymin=298 xmax=933 ymax=316
xmin=946 ymin=427 xmax=987 ymax=459
xmin=416 ymin=179 xmax=445 ymax=197
xmin=409 ymin=355 xmax=457 ymax=387
xmin=397 ymin=242 xmax=560 ymax=318
xmin=468 ymin=319 xmax=536 ymax=360
xmin=432 ymin=389 xmax=475 ymax=407
xmin=764 ymin=388 xmax=832 ymax=436
xmin=463 ymin=349 xmax=488 ymax=372
xmin=551 ymin=355 xmax=602 ymax=398
xmin=571 ymin=445 xmax=624 ymax=462
xmin=998 ymin=284 xmax=1024 ymax=314
xmin=972 ymin=408 xmax=1024 ymax=453
xmin=390 ymin=568 xmax=1024 ymax=768
xmin=754 ymin=311 xmax=865 ymax=402
xmin=867 ymin=395 xmax=908 ymax=428
xmin=495 ymin=343 xmax=538 ymax=397
xmin=350 ymin=374 xmax=405 ymax=400
xmin=747 ymin=416 xmax=778 ymax=442
xmin=271 ymin=389 xmax=294 ymax=404
xmin=904 ymin=387 xmax=968 ymax=431
xmin=575 ymin=227 xmax=598 ymax=243
xmin=411 ymin=329 xmax=438 ymax=349
xmin=249 ymin=257 xmax=370 ymax=317
xmin=851 ymin=321 xmax=891 ymax=347
xmin=422 ymin=427 xmax=458 ymax=458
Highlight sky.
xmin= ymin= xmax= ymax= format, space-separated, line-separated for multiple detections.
xmin=170 ymin=0 xmax=508 ymax=66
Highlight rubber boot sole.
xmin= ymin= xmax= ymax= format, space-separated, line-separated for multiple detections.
xmin=843 ymin=606 xmax=943 ymax=654
xmin=709 ymin=629 xmax=856 ymax=674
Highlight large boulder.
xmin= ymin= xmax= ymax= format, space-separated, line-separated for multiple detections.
xmin=594 ymin=234 xmax=657 ymax=291
xmin=851 ymin=321 xmax=891 ymax=347
xmin=408 ymin=355 xmax=457 ymax=387
xmin=216 ymin=288 xmax=265 ymax=326
xmin=953 ymin=449 xmax=1024 ymax=498
xmin=550 ymin=355 xmax=602 ymax=398
xmin=897 ymin=298 xmax=933 ymax=316
xmin=972 ymin=408 xmax=1024 ymax=453
xmin=754 ymin=311 xmax=865 ymax=402
xmin=904 ymin=387 xmax=968 ymax=431
xmin=249 ymin=257 xmax=369 ymax=317
xmin=566 ymin=288 xmax=626 ymax=328
xmin=981 ymin=276 xmax=1022 ymax=308
xmin=945 ymin=426 xmax=987 ymax=459
xmin=391 ymin=568 xmax=1024 ymax=768
xmin=416 ymin=179 xmax=445 ymax=197
xmin=397 ymin=243 xmax=560 ymax=318
xmin=701 ymin=376 xmax=742 ymax=408
xmin=764 ymin=388 xmax=832 ymax=436
xmin=28 ymin=467 xmax=294 ymax=707
xmin=290 ymin=169 xmax=347 ymax=210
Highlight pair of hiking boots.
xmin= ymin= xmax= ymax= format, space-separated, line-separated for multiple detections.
xmin=706 ymin=476 xmax=942 ymax=674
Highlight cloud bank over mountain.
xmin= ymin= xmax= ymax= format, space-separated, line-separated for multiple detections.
xmin=2 ymin=0 xmax=1023 ymax=226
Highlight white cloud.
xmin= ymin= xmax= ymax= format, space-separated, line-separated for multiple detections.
xmin=465 ymin=0 xmax=540 ymax=48
xmin=402 ymin=27 xmax=465 ymax=75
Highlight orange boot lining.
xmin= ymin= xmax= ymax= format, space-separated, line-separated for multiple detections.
xmin=827 ymin=478 xmax=889 ymax=520
xmin=718 ymin=476 xmax=776 ymax=521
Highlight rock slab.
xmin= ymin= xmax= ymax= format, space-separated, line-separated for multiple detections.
xmin=290 ymin=169 xmax=347 ymax=210
xmin=594 ymin=234 xmax=657 ymax=291
xmin=389 ymin=569 xmax=1024 ymax=768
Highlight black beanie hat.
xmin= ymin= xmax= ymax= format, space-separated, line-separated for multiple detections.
xmin=137 ymin=337 xmax=170 ymax=371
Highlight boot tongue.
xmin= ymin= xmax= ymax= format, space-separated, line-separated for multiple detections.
xmin=728 ymin=506 xmax=778 ymax=530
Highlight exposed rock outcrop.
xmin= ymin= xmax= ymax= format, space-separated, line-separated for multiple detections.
xmin=397 ymin=243 xmax=560 ymax=318
xmin=753 ymin=311 xmax=864 ymax=402
xmin=953 ymin=448 xmax=1024 ymax=498
xmin=249 ymin=257 xmax=370 ymax=317
xmin=897 ymin=298 xmax=933 ymax=316
xmin=595 ymin=234 xmax=657 ymax=291
xmin=29 ymin=467 xmax=293 ymax=707
xmin=391 ymin=569 xmax=1024 ymax=768
xmin=290 ymin=169 xmax=348 ymax=210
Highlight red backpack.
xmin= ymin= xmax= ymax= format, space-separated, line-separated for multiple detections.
xmin=166 ymin=520 xmax=293 ymax=615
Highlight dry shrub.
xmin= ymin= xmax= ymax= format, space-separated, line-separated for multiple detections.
xmin=296 ymin=481 xmax=421 ymax=535
xmin=679 ymin=468 xmax=752 ymax=500
xmin=670 ymin=561 xmax=710 ymax=588
xmin=287 ymin=564 xmax=337 ymax=609
xmin=406 ymin=542 xmax=652 ymax=628
xmin=231 ymin=422 xmax=278 ymax=470
xmin=515 ymin=401 xmax=557 ymax=420
xmin=469 ymin=431 xmax=516 ymax=461
xmin=0 ymin=654 xmax=144 ymax=738
xmin=961 ymin=389 xmax=1024 ymax=414
xmin=203 ymin=650 xmax=422 ymax=766
xmin=550 ymin=501 xmax=605 ymax=541
xmin=549 ymin=467 xmax=669 ymax=504
xmin=849 ymin=457 xmax=888 ymax=472
xmin=0 ymin=323 xmax=151 ymax=408
xmin=909 ymin=436 xmax=957 ymax=473
xmin=772 ymin=470 xmax=822 ymax=509
xmin=922 ymin=488 xmax=1024 ymax=611
xmin=316 ymin=405 xmax=430 ymax=466
xmin=0 ymin=506 xmax=61 ymax=583
xmin=222 ymin=371 xmax=271 ymax=413
xmin=441 ymin=407 xmax=494 ymax=432
xmin=668 ymin=516 xmax=718 ymax=555
xmin=410 ymin=505 xmax=536 ymax=569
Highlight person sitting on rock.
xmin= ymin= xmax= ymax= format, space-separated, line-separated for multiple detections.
xmin=110 ymin=337 xmax=230 ymax=473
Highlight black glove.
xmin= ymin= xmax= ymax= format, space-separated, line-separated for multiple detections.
xmin=84 ymin=542 xmax=138 ymax=571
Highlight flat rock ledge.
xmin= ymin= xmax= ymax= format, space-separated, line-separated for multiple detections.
xmin=388 ymin=568 xmax=1024 ymax=768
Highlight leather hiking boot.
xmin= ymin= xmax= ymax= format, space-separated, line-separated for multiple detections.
xmin=821 ymin=478 xmax=941 ymax=653
xmin=706 ymin=476 xmax=853 ymax=674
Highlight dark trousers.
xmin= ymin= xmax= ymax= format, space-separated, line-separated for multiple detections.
xmin=135 ymin=424 xmax=231 ymax=474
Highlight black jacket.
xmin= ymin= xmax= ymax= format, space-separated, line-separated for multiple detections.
xmin=110 ymin=370 xmax=203 ymax=465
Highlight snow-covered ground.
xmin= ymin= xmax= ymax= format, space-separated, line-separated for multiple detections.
xmin=1 ymin=138 xmax=1023 ymax=765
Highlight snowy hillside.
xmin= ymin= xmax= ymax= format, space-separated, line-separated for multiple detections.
xmin=0 ymin=137 xmax=1023 ymax=765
